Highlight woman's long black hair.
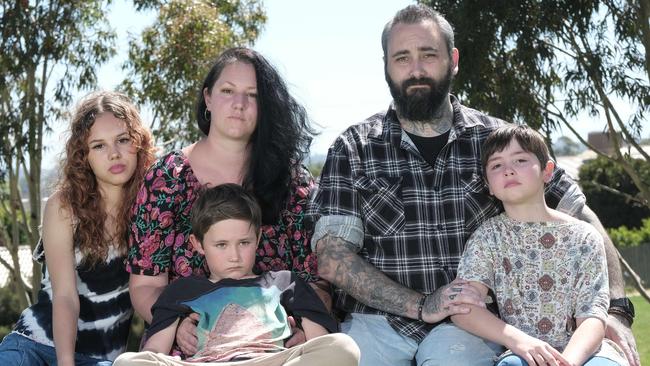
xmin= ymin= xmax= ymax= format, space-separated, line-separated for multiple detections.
xmin=196 ymin=47 xmax=316 ymax=224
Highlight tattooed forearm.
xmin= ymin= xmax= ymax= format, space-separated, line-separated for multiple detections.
xmin=316 ymin=234 xmax=422 ymax=318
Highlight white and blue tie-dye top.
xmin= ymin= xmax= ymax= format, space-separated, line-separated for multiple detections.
xmin=12 ymin=239 xmax=132 ymax=361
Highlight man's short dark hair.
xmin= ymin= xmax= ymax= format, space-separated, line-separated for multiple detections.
xmin=190 ymin=183 xmax=262 ymax=243
xmin=381 ymin=4 xmax=455 ymax=59
xmin=481 ymin=125 xmax=551 ymax=174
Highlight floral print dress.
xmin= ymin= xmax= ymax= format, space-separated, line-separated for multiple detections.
xmin=126 ymin=150 xmax=318 ymax=283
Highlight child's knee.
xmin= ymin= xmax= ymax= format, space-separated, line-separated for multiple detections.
xmin=323 ymin=333 xmax=361 ymax=365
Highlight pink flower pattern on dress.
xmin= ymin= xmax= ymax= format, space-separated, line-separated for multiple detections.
xmin=127 ymin=151 xmax=318 ymax=283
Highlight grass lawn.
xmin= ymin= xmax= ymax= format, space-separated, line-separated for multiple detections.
xmin=631 ymin=296 xmax=649 ymax=365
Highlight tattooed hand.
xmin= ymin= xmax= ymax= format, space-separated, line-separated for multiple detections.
xmin=420 ymin=279 xmax=485 ymax=323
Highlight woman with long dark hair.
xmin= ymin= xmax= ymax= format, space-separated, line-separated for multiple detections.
xmin=127 ymin=47 xmax=326 ymax=356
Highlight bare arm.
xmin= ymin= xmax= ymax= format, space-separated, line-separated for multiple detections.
xmin=42 ymin=195 xmax=79 ymax=366
xmin=301 ymin=318 xmax=329 ymax=341
xmin=315 ymin=234 xmax=484 ymax=322
xmin=142 ymin=319 xmax=180 ymax=354
xmin=575 ymin=206 xmax=639 ymax=366
xmin=562 ymin=317 xmax=605 ymax=366
xmin=129 ymin=273 xmax=168 ymax=324
xmin=452 ymin=281 xmax=569 ymax=366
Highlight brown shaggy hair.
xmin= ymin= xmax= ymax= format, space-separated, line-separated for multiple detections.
xmin=58 ymin=91 xmax=156 ymax=265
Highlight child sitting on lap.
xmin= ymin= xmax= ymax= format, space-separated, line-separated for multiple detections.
xmin=452 ymin=125 xmax=627 ymax=366
xmin=114 ymin=184 xmax=359 ymax=366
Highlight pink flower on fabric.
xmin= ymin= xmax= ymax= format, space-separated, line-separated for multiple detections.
xmin=139 ymin=256 xmax=152 ymax=270
xmin=150 ymin=207 xmax=160 ymax=221
xmin=293 ymin=230 xmax=302 ymax=241
xmin=151 ymin=177 xmax=166 ymax=191
xmin=164 ymin=233 xmax=175 ymax=247
xmin=174 ymin=233 xmax=185 ymax=249
xmin=158 ymin=211 xmax=174 ymax=229
xmin=136 ymin=186 xmax=147 ymax=205
xmin=175 ymin=256 xmax=192 ymax=277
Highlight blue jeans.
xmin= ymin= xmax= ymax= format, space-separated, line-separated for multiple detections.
xmin=496 ymin=353 xmax=622 ymax=366
xmin=0 ymin=332 xmax=113 ymax=366
xmin=341 ymin=313 xmax=503 ymax=366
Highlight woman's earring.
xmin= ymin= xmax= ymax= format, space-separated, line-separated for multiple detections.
xmin=204 ymin=109 xmax=211 ymax=122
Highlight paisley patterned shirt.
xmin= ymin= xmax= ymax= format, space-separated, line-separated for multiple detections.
xmin=126 ymin=150 xmax=318 ymax=283
xmin=458 ymin=213 xmax=609 ymax=350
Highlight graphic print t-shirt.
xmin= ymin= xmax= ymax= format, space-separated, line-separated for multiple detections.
xmin=148 ymin=271 xmax=336 ymax=362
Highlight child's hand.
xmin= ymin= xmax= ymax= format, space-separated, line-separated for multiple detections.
xmin=284 ymin=316 xmax=306 ymax=347
xmin=510 ymin=334 xmax=571 ymax=366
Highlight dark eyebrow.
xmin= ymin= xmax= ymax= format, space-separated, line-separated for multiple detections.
xmin=88 ymin=132 xmax=129 ymax=145
xmin=391 ymin=46 xmax=438 ymax=58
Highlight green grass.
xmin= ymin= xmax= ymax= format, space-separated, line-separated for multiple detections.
xmin=631 ymin=296 xmax=649 ymax=365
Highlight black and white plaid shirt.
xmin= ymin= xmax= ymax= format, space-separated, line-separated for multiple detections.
xmin=310 ymin=96 xmax=585 ymax=342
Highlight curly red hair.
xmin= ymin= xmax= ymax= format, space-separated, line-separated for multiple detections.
xmin=58 ymin=91 xmax=156 ymax=265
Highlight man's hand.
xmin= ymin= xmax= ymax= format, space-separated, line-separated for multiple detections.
xmin=284 ymin=316 xmax=306 ymax=348
xmin=176 ymin=313 xmax=199 ymax=356
xmin=421 ymin=279 xmax=486 ymax=323
xmin=605 ymin=314 xmax=640 ymax=366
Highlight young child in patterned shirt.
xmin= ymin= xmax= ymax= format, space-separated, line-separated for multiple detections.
xmin=452 ymin=125 xmax=627 ymax=366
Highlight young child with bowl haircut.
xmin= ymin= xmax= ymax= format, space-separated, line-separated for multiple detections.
xmin=115 ymin=184 xmax=359 ymax=366
xmin=452 ymin=125 xmax=627 ymax=366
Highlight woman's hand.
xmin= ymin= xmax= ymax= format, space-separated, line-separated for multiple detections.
xmin=176 ymin=313 xmax=199 ymax=356
xmin=284 ymin=316 xmax=306 ymax=347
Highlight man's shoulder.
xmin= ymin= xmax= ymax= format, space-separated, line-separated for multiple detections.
xmin=455 ymin=101 xmax=510 ymax=131
xmin=342 ymin=110 xmax=387 ymax=137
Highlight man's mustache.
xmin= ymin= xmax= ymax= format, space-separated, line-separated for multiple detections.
xmin=402 ymin=77 xmax=435 ymax=90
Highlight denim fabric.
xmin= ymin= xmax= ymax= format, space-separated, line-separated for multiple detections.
xmin=496 ymin=353 xmax=622 ymax=366
xmin=341 ymin=313 xmax=503 ymax=366
xmin=0 ymin=332 xmax=113 ymax=366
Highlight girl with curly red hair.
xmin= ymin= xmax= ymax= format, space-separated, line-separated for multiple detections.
xmin=0 ymin=91 xmax=156 ymax=366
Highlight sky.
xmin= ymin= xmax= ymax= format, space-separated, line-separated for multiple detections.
xmin=43 ymin=0 xmax=640 ymax=166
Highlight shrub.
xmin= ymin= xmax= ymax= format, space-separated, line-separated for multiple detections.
xmin=578 ymin=156 xmax=650 ymax=229
xmin=608 ymin=218 xmax=650 ymax=247
xmin=0 ymin=283 xmax=24 ymax=332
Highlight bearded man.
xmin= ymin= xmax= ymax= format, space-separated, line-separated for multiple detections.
xmin=309 ymin=4 xmax=638 ymax=366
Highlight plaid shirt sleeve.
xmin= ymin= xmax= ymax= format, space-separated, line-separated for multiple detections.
xmin=545 ymin=164 xmax=586 ymax=216
xmin=310 ymin=136 xmax=366 ymax=249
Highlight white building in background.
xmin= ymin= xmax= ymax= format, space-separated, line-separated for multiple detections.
xmin=555 ymin=132 xmax=650 ymax=180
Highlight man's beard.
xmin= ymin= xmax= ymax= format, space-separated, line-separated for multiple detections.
xmin=386 ymin=66 xmax=453 ymax=121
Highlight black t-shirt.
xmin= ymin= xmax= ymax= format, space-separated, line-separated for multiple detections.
xmin=149 ymin=271 xmax=336 ymax=362
xmin=405 ymin=129 xmax=450 ymax=168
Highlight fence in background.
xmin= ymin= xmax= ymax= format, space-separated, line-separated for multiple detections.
xmin=620 ymin=245 xmax=650 ymax=288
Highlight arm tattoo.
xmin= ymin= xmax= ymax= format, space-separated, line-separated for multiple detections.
xmin=316 ymin=234 xmax=421 ymax=318
xmin=424 ymin=287 xmax=446 ymax=313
